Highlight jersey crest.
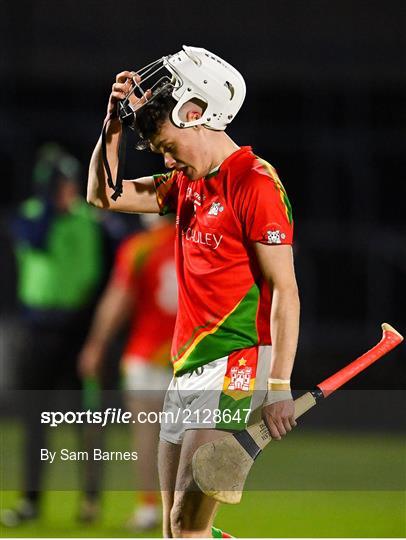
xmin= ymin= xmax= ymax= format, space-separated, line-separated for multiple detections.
xmin=228 ymin=365 xmax=252 ymax=392
xmin=266 ymin=229 xmax=286 ymax=244
xmin=208 ymin=201 xmax=224 ymax=216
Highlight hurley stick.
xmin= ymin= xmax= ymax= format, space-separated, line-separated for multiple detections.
xmin=192 ymin=323 xmax=403 ymax=504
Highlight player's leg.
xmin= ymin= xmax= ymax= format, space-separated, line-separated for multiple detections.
xmin=170 ymin=428 xmax=229 ymax=537
xmin=164 ymin=346 xmax=270 ymax=537
xmin=124 ymin=361 xmax=172 ymax=531
xmin=127 ymin=394 xmax=163 ymax=530
xmin=158 ymin=371 xmax=189 ymax=537
xmin=78 ymin=419 xmax=103 ymax=523
xmin=61 ymin=322 xmax=101 ymax=523
xmin=158 ymin=439 xmax=182 ymax=537
xmin=1 ymin=326 xmax=67 ymax=526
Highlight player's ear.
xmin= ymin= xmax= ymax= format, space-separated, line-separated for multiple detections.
xmin=178 ymin=100 xmax=204 ymax=123
xmin=186 ymin=110 xmax=202 ymax=122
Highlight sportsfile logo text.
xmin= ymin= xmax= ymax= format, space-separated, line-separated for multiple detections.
xmin=41 ymin=407 xmax=252 ymax=428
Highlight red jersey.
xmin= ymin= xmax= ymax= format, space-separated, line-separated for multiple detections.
xmin=111 ymin=222 xmax=177 ymax=365
xmin=153 ymin=146 xmax=293 ymax=376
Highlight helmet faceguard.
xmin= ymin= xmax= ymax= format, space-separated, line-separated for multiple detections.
xmin=118 ymin=45 xmax=246 ymax=133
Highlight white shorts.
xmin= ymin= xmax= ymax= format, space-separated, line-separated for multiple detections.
xmin=123 ymin=357 xmax=172 ymax=392
xmin=159 ymin=345 xmax=271 ymax=444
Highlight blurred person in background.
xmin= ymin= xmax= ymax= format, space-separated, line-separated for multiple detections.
xmin=1 ymin=143 xmax=105 ymax=527
xmin=78 ymin=213 xmax=176 ymax=531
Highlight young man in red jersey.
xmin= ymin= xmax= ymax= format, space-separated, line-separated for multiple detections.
xmin=87 ymin=46 xmax=300 ymax=538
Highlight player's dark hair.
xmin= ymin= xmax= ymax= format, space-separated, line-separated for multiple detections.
xmin=134 ymin=85 xmax=176 ymax=146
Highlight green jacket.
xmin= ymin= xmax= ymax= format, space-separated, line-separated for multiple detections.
xmin=14 ymin=197 xmax=103 ymax=310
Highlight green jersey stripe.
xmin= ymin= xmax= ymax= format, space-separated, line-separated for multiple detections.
xmin=174 ymin=284 xmax=260 ymax=375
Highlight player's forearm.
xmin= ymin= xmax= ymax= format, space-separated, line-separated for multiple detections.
xmin=269 ymin=285 xmax=300 ymax=380
xmin=86 ymin=285 xmax=132 ymax=348
xmin=87 ymin=119 xmax=121 ymax=209
xmin=88 ymin=122 xmax=160 ymax=214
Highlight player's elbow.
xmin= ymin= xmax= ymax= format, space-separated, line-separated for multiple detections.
xmin=271 ymin=281 xmax=301 ymax=313
xmin=86 ymin=193 xmax=104 ymax=208
xmin=86 ymin=187 xmax=110 ymax=209
xmin=270 ymin=278 xmax=300 ymax=299
xmin=87 ymin=166 xmax=110 ymax=208
xmin=284 ymin=283 xmax=300 ymax=305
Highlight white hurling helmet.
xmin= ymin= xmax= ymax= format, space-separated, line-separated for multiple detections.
xmin=119 ymin=45 xmax=246 ymax=132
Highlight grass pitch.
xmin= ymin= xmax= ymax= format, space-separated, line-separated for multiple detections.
xmin=1 ymin=490 xmax=404 ymax=538
xmin=1 ymin=420 xmax=405 ymax=537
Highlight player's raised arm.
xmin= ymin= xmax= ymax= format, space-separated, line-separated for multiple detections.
xmin=87 ymin=70 xmax=159 ymax=213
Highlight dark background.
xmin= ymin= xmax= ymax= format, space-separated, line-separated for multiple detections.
xmin=1 ymin=0 xmax=405 ymax=395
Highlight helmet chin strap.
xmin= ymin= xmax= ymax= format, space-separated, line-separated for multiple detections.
xmin=101 ymin=100 xmax=134 ymax=201
xmin=101 ymin=80 xmax=172 ymax=200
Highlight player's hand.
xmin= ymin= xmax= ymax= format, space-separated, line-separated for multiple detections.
xmin=261 ymin=399 xmax=296 ymax=440
xmin=77 ymin=341 xmax=104 ymax=379
xmin=106 ymin=71 xmax=152 ymax=122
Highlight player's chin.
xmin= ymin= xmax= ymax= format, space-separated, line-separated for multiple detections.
xmin=182 ymin=167 xmax=196 ymax=180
